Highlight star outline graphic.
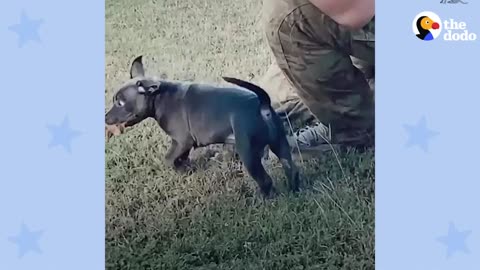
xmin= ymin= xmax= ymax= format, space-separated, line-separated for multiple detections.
xmin=8 ymin=222 xmax=44 ymax=258
xmin=46 ymin=115 xmax=82 ymax=154
xmin=8 ymin=9 xmax=44 ymax=48
xmin=403 ymin=115 xmax=439 ymax=152
xmin=437 ymin=221 xmax=472 ymax=259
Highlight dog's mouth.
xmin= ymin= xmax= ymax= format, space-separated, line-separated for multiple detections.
xmin=124 ymin=113 xmax=144 ymax=127
xmin=106 ymin=112 xmax=136 ymax=125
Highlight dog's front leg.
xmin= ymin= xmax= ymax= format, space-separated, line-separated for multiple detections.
xmin=164 ymin=139 xmax=193 ymax=170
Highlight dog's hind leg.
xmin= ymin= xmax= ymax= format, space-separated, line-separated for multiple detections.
xmin=233 ymin=132 xmax=274 ymax=198
xmin=240 ymin=150 xmax=275 ymax=197
xmin=270 ymin=137 xmax=300 ymax=192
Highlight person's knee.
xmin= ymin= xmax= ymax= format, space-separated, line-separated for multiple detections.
xmin=262 ymin=0 xmax=316 ymax=55
xmin=287 ymin=50 xmax=374 ymax=128
xmin=261 ymin=0 xmax=375 ymax=131
xmin=261 ymin=0 xmax=285 ymax=41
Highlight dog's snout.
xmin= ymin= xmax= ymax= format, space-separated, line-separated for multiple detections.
xmin=105 ymin=114 xmax=113 ymax=125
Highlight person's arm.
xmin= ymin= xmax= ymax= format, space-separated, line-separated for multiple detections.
xmin=309 ymin=0 xmax=374 ymax=30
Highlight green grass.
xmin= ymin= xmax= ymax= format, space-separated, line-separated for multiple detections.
xmin=105 ymin=0 xmax=375 ymax=269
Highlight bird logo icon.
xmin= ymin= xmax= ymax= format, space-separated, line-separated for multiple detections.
xmin=412 ymin=12 xmax=442 ymax=41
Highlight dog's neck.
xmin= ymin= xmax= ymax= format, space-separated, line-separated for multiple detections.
xmin=146 ymin=80 xmax=187 ymax=119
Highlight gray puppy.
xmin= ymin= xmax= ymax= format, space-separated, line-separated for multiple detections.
xmin=105 ymin=56 xmax=300 ymax=197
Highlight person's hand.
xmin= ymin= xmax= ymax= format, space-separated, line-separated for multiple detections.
xmin=309 ymin=0 xmax=374 ymax=30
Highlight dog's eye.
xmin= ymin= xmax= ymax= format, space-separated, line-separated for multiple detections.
xmin=116 ymin=99 xmax=125 ymax=107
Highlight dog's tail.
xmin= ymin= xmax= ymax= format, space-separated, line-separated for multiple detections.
xmin=222 ymin=77 xmax=271 ymax=106
xmin=222 ymin=76 xmax=277 ymax=142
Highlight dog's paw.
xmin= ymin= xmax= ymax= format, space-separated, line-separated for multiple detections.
xmin=259 ymin=186 xmax=277 ymax=200
xmin=172 ymin=159 xmax=196 ymax=174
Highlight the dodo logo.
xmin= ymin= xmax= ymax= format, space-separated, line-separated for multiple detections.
xmin=413 ymin=11 xmax=477 ymax=42
xmin=412 ymin=11 xmax=442 ymax=41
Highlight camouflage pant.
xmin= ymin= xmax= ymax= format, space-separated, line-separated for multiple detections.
xmin=259 ymin=0 xmax=375 ymax=146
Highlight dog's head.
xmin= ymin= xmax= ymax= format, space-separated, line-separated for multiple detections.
xmin=105 ymin=56 xmax=162 ymax=126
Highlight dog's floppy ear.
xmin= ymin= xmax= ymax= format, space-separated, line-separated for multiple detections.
xmin=130 ymin=55 xmax=145 ymax=79
xmin=136 ymin=80 xmax=161 ymax=95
